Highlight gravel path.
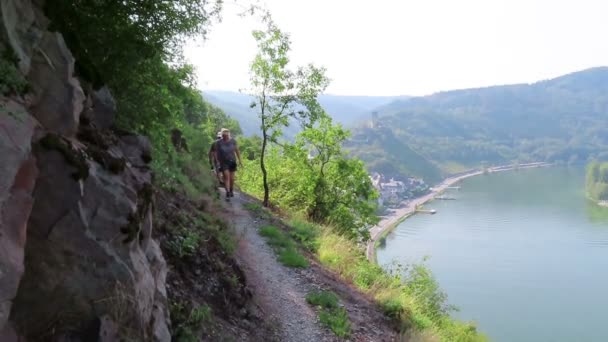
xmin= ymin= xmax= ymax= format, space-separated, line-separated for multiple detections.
xmin=230 ymin=195 xmax=338 ymax=342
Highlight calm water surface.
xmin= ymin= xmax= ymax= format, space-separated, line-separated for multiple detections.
xmin=376 ymin=167 xmax=608 ymax=342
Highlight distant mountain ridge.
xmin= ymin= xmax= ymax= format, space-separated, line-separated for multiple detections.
xmin=347 ymin=67 xmax=608 ymax=181
xmin=203 ymin=90 xmax=409 ymax=136
xmin=205 ymin=68 xmax=608 ymax=183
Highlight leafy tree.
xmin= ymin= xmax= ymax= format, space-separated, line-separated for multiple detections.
xmin=44 ymin=0 xmax=221 ymax=88
xmin=295 ymin=116 xmax=378 ymax=237
xmin=43 ymin=0 xmax=230 ymax=142
xmin=239 ymin=115 xmax=379 ymax=240
xmin=587 ymin=161 xmax=600 ymax=188
xmin=586 ymin=161 xmax=608 ymax=201
xmin=248 ymin=13 xmax=329 ymax=206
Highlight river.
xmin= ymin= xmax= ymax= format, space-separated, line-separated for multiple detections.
xmin=376 ymin=166 xmax=608 ymax=342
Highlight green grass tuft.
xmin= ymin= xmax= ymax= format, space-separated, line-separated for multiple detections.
xmin=171 ymin=302 xmax=213 ymax=342
xmin=278 ymin=248 xmax=309 ymax=268
xmin=167 ymin=229 xmax=201 ymax=258
xmin=244 ymin=202 xmax=262 ymax=211
xmin=244 ymin=201 xmax=271 ymax=218
xmin=305 ymin=291 xmax=339 ymax=309
xmin=306 ymin=290 xmax=351 ymax=338
xmin=319 ymin=307 xmax=351 ymax=338
xmin=259 ymin=225 xmax=282 ymax=239
xmin=189 ymin=304 xmax=213 ymax=325
xmin=289 ymin=219 xmax=321 ymax=252
xmin=216 ymin=229 xmax=237 ymax=255
xmin=259 ymin=225 xmax=308 ymax=268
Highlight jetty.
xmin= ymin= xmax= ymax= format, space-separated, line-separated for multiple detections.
xmin=416 ymin=209 xmax=437 ymax=214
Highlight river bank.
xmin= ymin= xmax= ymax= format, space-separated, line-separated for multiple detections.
xmin=366 ymin=162 xmax=551 ymax=262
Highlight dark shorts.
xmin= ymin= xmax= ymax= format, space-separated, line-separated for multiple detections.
xmin=219 ymin=159 xmax=237 ymax=172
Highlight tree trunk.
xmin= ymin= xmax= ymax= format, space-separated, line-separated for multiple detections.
xmin=261 ymin=128 xmax=270 ymax=207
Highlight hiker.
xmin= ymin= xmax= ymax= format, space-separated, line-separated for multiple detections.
xmin=214 ymin=128 xmax=243 ymax=199
xmin=208 ymin=132 xmax=224 ymax=186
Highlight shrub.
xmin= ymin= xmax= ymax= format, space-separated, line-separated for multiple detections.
xmin=278 ymin=248 xmax=309 ymax=268
xmin=171 ymin=302 xmax=213 ymax=342
xmin=305 ymin=291 xmax=339 ymax=309
xmin=289 ymin=218 xmax=321 ymax=252
xmin=306 ymin=290 xmax=351 ymax=338
xmin=168 ymin=229 xmax=201 ymax=258
xmin=319 ymin=307 xmax=351 ymax=338
xmin=0 ymin=49 xmax=29 ymax=96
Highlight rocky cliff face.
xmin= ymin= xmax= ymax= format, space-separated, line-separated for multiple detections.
xmin=0 ymin=0 xmax=170 ymax=340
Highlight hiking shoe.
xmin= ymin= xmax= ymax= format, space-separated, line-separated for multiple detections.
xmin=229 ymin=191 xmax=234 ymax=197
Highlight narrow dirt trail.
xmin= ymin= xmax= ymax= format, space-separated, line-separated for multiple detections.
xmin=230 ymin=195 xmax=337 ymax=342
xmin=226 ymin=193 xmax=400 ymax=342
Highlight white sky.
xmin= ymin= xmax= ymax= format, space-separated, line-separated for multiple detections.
xmin=184 ymin=0 xmax=608 ymax=96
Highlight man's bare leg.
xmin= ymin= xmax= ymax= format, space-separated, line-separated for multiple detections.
xmin=223 ymin=170 xmax=232 ymax=198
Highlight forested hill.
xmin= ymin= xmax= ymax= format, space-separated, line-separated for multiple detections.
xmin=204 ymin=90 xmax=408 ymax=136
xmin=348 ymin=67 xmax=608 ymax=180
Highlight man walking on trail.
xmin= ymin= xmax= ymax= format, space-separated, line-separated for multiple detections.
xmin=208 ymin=132 xmax=223 ymax=186
xmin=214 ymin=128 xmax=243 ymax=200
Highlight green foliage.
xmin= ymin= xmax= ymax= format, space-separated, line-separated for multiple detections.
xmin=244 ymin=202 xmax=263 ymax=212
xmin=586 ymin=160 xmax=608 ymax=201
xmin=259 ymin=225 xmax=292 ymax=248
xmin=346 ymin=126 xmax=443 ymax=183
xmin=0 ymin=49 xmax=28 ymax=95
xmin=189 ymin=305 xmax=213 ymax=325
xmin=258 ymin=225 xmax=308 ymax=268
xmin=243 ymin=201 xmax=271 ymax=219
xmin=306 ymin=290 xmax=350 ymax=338
xmin=167 ymin=229 xmax=201 ymax=258
xmin=171 ymin=301 xmax=213 ymax=342
xmin=151 ymin=146 xmax=216 ymax=199
xmin=278 ymin=248 xmax=309 ymax=268
xmin=239 ymin=135 xmax=264 ymax=160
xmin=44 ymin=0 xmax=228 ymax=144
xmin=305 ymin=291 xmax=339 ymax=309
xmin=44 ymin=0 xmax=241 ymax=199
xmin=216 ymin=228 xmax=237 ymax=255
xmin=44 ymin=0 xmax=221 ymax=88
xmin=314 ymin=227 xmax=487 ymax=341
xmin=240 ymin=116 xmax=379 ymax=240
xmin=247 ymin=12 xmax=329 ymax=206
xmin=319 ymin=307 xmax=351 ymax=338
xmin=289 ymin=219 xmax=321 ymax=252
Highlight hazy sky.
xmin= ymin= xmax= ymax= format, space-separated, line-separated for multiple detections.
xmin=184 ymin=0 xmax=608 ymax=96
